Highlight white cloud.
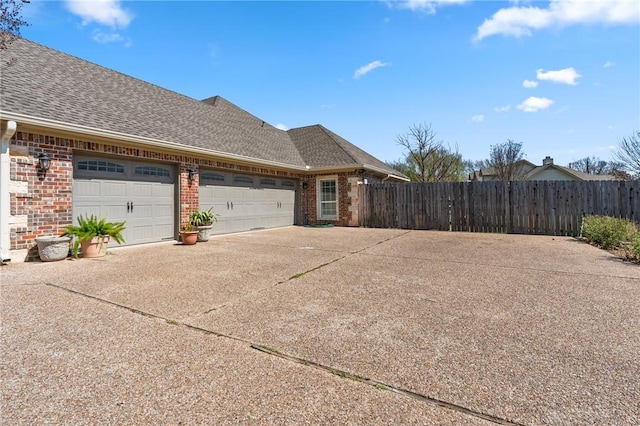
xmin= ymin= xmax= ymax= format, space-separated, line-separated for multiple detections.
xmin=603 ymin=60 xmax=615 ymax=68
xmin=92 ymin=31 xmax=123 ymax=44
xmin=393 ymin=0 xmax=468 ymax=14
xmin=522 ymin=79 xmax=539 ymax=88
xmin=471 ymin=114 xmax=485 ymax=122
xmin=536 ymin=67 xmax=581 ymax=85
xmin=275 ymin=124 xmax=289 ymax=131
xmin=66 ymin=0 xmax=133 ymax=28
xmin=494 ymin=105 xmax=512 ymax=112
xmin=353 ymin=60 xmax=388 ymax=79
xmin=517 ymin=96 xmax=554 ymax=112
xmin=474 ymin=0 xmax=640 ymax=41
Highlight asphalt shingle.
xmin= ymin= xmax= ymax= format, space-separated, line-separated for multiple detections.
xmin=1 ymin=38 xmax=403 ymax=177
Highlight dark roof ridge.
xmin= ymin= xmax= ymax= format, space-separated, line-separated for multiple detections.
xmin=200 ymin=95 xmax=284 ymax=131
xmin=290 ymin=124 xmax=360 ymax=165
xmin=315 ymin=124 xmax=361 ymax=165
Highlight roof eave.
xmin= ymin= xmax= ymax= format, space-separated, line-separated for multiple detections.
xmin=1 ymin=111 xmax=309 ymax=172
xmin=305 ymin=163 xmax=409 ymax=182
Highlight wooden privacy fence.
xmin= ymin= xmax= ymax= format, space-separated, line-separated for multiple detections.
xmin=359 ymin=180 xmax=640 ymax=236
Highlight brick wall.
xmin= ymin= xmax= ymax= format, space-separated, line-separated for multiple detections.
xmin=10 ymin=134 xmax=73 ymax=252
xmin=180 ymin=164 xmax=199 ymax=229
xmin=7 ymin=129 xmax=377 ymax=258
xmin=301 ymin=171 xmax=368 ymax=227
xmin=8 ymin=130 xmax=303 ymax=258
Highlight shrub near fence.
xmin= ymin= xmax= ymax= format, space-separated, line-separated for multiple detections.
xmin=358 ymin=180 xmax=640 ymax=237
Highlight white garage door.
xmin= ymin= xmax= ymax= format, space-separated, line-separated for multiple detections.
xmin=73 ymin=156 xmax=176 ymax=246
xmin=199 ymin=171 xmax=296 ymax=235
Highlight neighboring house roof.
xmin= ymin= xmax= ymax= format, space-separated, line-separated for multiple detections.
xmin=287 ymin=125 xmax=406 ymax=178
xmin=524 ymin=164 xmax=616 ymax=181
xmin=1 ymin=38 xmax=402 ymax=178
xmin=470 ymin=158 xmax=617 ymax=181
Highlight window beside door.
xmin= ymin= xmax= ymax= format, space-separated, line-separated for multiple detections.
xmin=318 ymin=177 xmax=337 ymax=220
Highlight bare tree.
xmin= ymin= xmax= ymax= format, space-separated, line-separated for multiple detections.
xmin=485 ymin=139 xmax=526 ymax=180
xmin=567 ymin=157 xmax=609 ymax=175
xmin=1 ymin=0 xmax=29 ymax=50
xmin=464 ymin=159 xmax=486 ymax=179
xmin=566 ymin=156 xmax=627 ymax=176
xmin=613 ymin=130 xmax=640 ymax=179
xmin=396 ymin=123 xmax=464 ymax=182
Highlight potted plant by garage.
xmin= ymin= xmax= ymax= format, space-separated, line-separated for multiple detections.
xmin=63 ymin=214 xmax=126 ymax=258
xmin=189 ymin=208 xmax=217 ymax=242
xmin=180 ymin=224 xmax=199 ymax=245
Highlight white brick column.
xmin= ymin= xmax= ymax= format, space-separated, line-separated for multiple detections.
xmin=1 ymin=121 xmax=17 ymax=262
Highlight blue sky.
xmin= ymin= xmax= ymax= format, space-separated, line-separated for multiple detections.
xmin=19 ymin=0 xmax=640 ymax=167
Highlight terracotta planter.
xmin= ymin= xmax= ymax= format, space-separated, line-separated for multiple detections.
xmin=80 ymin=236 xmax=110 ymax=258
xmin=195 ymin=224 xmax=213 ymax=242
xmin=180 ymin=231 xmax=198 ymax=245
xmin=35 ymin=236 xmax=71 ymax=262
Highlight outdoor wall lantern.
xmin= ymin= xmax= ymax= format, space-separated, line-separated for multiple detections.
xmin=37 ymin=152 xmax=51 ymax=181
xmin=187 ymin=168 xmax=198 ymax=184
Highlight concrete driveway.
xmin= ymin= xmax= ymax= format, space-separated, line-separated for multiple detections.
xmin=2 ymin=227 xmax=638 ymax=425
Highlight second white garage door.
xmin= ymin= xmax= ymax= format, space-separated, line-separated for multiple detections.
xmin=199 ymin=171 xmax=296 ymax=235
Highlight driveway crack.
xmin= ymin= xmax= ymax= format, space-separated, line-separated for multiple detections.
xmin=251 ymin=344 xmax=524 ymax=426
xmin=41 ymin=281 xmax=522 ymax=426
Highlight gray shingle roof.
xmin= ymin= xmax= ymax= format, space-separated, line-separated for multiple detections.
xmin=288 ymin=125 xmax=403 ymax=176
xmin=1 ymin=38 xmax=400 ymax=177
xmin=0 ymin=38 xmax=304 ymax=166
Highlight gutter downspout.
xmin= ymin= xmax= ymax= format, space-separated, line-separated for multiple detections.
xmin=1 ymin=120 xmax=17 ymax=262
xmin=382 ymin=174 xmax=393 ymax=182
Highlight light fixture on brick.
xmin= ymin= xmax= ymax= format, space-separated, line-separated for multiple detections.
xmin=37 ymin=152 xmax=51 ymax=181
xmin=187 ymin=168 xmax=197 ymax=184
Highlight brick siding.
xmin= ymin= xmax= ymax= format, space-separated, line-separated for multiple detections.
xmin=8 ymin=131 xmax=303 ymax=258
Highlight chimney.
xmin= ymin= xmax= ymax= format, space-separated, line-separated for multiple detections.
xmin=542 ymin=156 xmax=554 ymax=166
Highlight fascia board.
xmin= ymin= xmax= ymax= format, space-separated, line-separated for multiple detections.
xmin=0 ymin=111 xmax=309 ymax=172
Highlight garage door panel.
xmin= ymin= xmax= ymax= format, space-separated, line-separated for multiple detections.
xmin=104 ymin=204 xmax=127 ymax=220
xmin=153 ymin=204 xmax=174 ymax=218
xmin=200 ymin=172 xmax=295 ymax=235
xmin=129 ymin=182 xmax=154 ymax=197
xmin=74 ymin=158 xmax=176 ymax=247
xmin=131 ymin=224 xmax=153 ymax=239
xmin=74 ymin=205 xmax=103 ymax=218
xmin=103 ymin=182 xmax=127 ymax=197
xmin=132 ymin=204 xmax=154 ymax=219
xmin=75 ymin=181 xmax=101 ymax=197
xmin=154 ymin=224 xmax=174 ymax=238
xmin=154 ymin=185 xmax=174 ymax=198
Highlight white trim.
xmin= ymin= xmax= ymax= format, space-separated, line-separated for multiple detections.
xmin=1 ymin=120 xmax=17 ymax=262
xmin=317 ymin=175 xmax=338 ymax=220
xmin=0 ymin=111 xmax=308 ymax=172
xmin=306 ymin=163 xmax=408 ymax=182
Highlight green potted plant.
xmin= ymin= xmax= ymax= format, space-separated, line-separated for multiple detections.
xmin=180 ymin=223 xmax=199 ymax=245
xmin=63 ymin=214 xmax=126 ymax=258
xmin=189 ymin=208 xmax=217 ymax=242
